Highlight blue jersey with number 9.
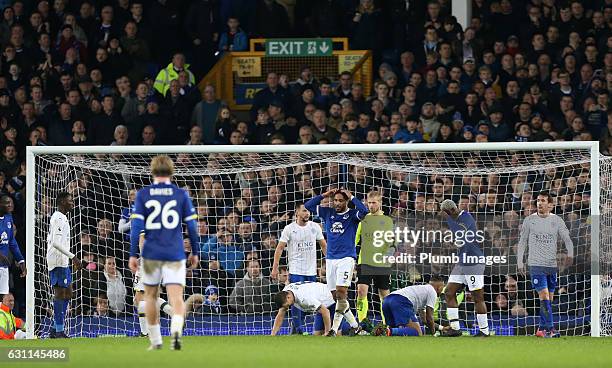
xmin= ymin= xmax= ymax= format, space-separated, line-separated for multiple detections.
xmin=131 ymin=182 xmax=198 ymax=261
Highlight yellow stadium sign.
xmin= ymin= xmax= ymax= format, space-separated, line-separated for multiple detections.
xmin=338 ymin=54 xmax=362 ymax=74
xmin=232 ymin=57 xmax=262 ymax=77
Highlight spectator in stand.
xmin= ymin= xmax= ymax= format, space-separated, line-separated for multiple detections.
xmin=229 ymin=259 xmax=273 ymax=313
xmin=102 ymin=256 xmax=126 ymax=314
xmin=192 ymin=84 xmax=222 ymax=144
xmin=153 ymin=53 xmax=195 ymax=97
xmin=218 ymin=16 xmax=248 ymax=54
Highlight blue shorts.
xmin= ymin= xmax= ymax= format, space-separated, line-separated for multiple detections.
xmin=314 ymin=303 xmax=349 ymax=333
xmin=289 ymin=274 xmax=317 ymax=283
xmin=49 ymin=267 xmax=72 ymax=288
xmin=530 ymin=267 xmax=557 ymax=292
xmin=382 ymin=294 xmax=418 ymax=328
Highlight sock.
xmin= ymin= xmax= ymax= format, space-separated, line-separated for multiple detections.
xmin=53 ymin=299 xmax=66 ymax=332
xmin=343 ymin=309 xmax=359 ymax=329
xmin=157 ymin=298 xmax=173 ymax=316
xmin=290 ymin=305 xmax=304 ymax=333
xmin=170 ymin=314 xmax=184 ymax=336
xmin=543 ymin=299 xmax=553 ymax=330
xmin=391 ymin=327 xmax=419 ymax=336
xmin=137 ymin=301 xmax=148 ymax=335
xmin=538 ymin=301 xmax=546 ymax=330
xmin=331 ymin=299 xmax=349 ymax=332
xmin=379 ymin=295 xmax=386 ymax=324
xmin=148 ymin=324 xmax=162 ymax=346
xmin=356 ymin=296 xmax=368 ymax=322
xmin=477 ymin=314 xmax=489 ymax=335
xmin=447 ymin=308 xmax=460 ymax=330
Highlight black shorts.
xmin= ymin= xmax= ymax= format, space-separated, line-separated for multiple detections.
xmin=356 ymin=264 xmax=391 ymax=290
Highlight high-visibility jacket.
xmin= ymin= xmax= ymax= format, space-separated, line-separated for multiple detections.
xmin=153 ymin=63 xmax=196 ymax=96
xmin=0 ymin=302 xmax=23 ymax=339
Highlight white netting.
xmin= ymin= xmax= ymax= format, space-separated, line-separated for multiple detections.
xmin=30 ymin=147 xmax=608 ymax=336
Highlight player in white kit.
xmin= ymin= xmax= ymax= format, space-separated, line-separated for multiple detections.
xmin=271 ymin=204 xmax=327 ymax=334
xmin=271 ymin=282 xmax=334 ymax=336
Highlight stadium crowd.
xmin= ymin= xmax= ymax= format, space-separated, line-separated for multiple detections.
xmin=0 ymin=0 xmax=608 ymax=334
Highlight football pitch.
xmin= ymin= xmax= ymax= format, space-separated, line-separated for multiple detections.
xmin=3 ymin=336 xmax=612 ymax=368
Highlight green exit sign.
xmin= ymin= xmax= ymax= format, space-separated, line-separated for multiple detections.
xmin=265 ymin=38 xmax=333 ymax=57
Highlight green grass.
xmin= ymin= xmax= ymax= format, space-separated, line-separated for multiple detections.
xmin=3 ymin=336 xmax=612 ymax=368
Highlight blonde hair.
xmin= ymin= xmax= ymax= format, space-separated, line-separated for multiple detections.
xmin=150 ymin=155 xmax=174 ymax=178
xmin=367 ymin=190 xmax=382 ymax=201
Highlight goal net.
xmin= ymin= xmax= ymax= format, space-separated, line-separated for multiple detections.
xmin=26 ymin=143 xmax=609 ymax=337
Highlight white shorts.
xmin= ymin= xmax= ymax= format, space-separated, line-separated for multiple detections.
xmin=448 ymin=264 xmax=485 ymax=291
xmin=326 ymin=257 xmax=355 ymax=291
xmin=0 ymin=267 xmax=8 ymax=294
xmin=142 ymin=259 xmax=186 ymax=287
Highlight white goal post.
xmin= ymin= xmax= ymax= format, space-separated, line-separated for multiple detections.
xmin=25 ymin=141 xmax=607 ymax=338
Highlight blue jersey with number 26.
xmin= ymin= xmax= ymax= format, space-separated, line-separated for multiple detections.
xmin=131 ymin=182 xmax=198 ymax=261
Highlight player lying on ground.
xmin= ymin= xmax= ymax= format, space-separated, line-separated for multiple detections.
xmin=46 ymin=192 xmax=78 ymax=338
xmin=518 ymin=191 xmax=573 ymax=338
xmin=372 ymin=276 xmax=446 ymax=336
xmin=129 ymin=155 xmax=199 ymax=351
xmin=439 ymin=199 xmax=490 ymax=337
xmin=305 ymin=188 xmax=367 ymax=336
xmin=271 ymin=204 xmax=327 ymax=334
xmin=271 ymin=282 xmax=333 ymax=336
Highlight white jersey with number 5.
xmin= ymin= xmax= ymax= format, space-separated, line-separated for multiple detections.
xmin=280 ymin=221 xmax=323 ymax=276
xmin=283 ymin=282 xmax=334 ymax=312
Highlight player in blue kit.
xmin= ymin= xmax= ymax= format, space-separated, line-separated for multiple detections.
xmin=129 ymin=155 xmax=199 ymax=351
xmin=439 ymin=199 xmax=489 ymax=337
xmin=0 ymin=196 xmax=26 ymax=299
xmin=305 ymin=188 xmax=368 ymax=336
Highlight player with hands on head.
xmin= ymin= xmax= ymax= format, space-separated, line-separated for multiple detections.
xmin=305 ymin=187 xmax=368 ymax=336
xmin=439 ymin=199 xmax=489 ymax=337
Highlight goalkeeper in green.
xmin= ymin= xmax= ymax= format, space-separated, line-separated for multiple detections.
xmin=355 ymin=191 xmax=395 ymax=330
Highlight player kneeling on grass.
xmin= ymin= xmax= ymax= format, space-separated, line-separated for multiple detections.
xmin=372 ymin=276 xmax=445 ymax=336
xmin=271 ymin=282 xmax=333 ymax=336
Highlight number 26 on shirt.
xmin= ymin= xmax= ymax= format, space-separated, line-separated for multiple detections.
xmin=145 ymin=200 xmax=179 ymax=230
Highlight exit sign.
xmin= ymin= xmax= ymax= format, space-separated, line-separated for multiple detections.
xmin=265 ymin=38 xmax=333 ymax=57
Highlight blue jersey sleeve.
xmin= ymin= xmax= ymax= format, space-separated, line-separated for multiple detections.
xmin=9 ymin=225 xmax=23 ymax=263
xmin=129 ymin=191 xmax=145 ymax=257
xmin=351 ymin=196 xmax=368 ymax=221
xmin=182 ymin=190 xmax=200 ymax=255
xmin=305 ymin=195 xmax=332 ymax=219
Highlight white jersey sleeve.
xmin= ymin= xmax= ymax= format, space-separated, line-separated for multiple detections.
xmin=283 ymin=282 xmax=334 ymax=312
xmin=279 ymin=225 xmax=291 ymax=243
xmin=46 ymin=212 xmax=73 ymax=270
xmin=391 ymin=284 xmax=437 ymax=311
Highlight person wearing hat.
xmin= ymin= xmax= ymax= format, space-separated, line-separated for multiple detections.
xmin=459 ymin=125 xmax=475 ymax=142
xmin=200 ymin=252 xmax=232 ymax=309
xmin=485 ymin=105 xmax=512 ymax=142
xmin=57 ymin=24 xmax=87 ymax=64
